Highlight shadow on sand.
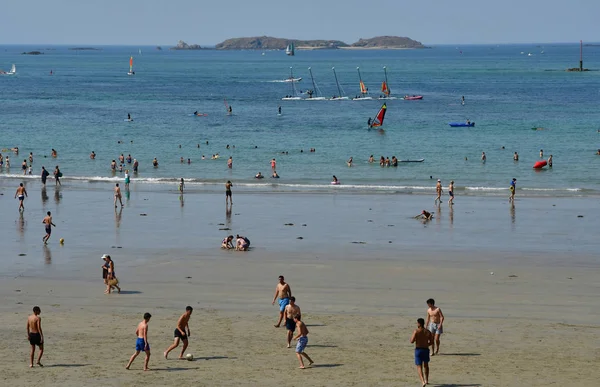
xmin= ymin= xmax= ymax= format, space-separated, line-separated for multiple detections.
xmin=311 ymin=363 xmax=343 ymax=368
xmin=308 ymin=344 xmax=338 ymax=348
xmin=150 ymin=366 xmax=200 ymax=372
xmin=438 ymin=353 xmax=480 ymax=357
xmin=45 ymin=364 xmax=90 ymax=368
xmin=194 ymin=356 xmax=232 ymax=361
xmin=432 ymin=384 xmax=482 ymax=387
xmin=305 ymin=324 xmax=327 ymax=327
xmin=115 ymin=290 xmax=142 ymax=295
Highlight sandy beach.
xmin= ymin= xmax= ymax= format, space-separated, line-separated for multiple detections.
xmin=0 ymin=181 xmax=599 ymax=386
xmin=1 ymin=252 xmax=599 ymax=387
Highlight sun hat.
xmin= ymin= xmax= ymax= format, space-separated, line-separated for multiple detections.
xmin=102 ymin=254 xmax=110 ymax=259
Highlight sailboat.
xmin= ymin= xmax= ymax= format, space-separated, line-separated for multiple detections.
xmin=127 ymin=56 xmax=135 ymax=76
xmin=0 ymin=64 xmax=16 ymax=75
xmin=330 ymin=67 xmax=348 ymax=100
xmin=286 ymin=42 xmax=295 ymax=56
xmin=353 ymin=67 xmax=373 ymax=100
xmin=378 ymin=66 xmax=396 ymax=100
xmin=305 ymin=67 xmax=327 ymax=100
xmin=368 ymin=103 xmax=387 ymax=129
xmin=281 ymin=67 xmax=302 ymax=100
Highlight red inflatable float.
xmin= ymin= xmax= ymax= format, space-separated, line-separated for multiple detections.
xmin=533 ymin=160 xmax=547 ymax=169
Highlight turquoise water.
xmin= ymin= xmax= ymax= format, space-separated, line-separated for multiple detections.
xmin=1 ymin=44 xmax=599 ymax=195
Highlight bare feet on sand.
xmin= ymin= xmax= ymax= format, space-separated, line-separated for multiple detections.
xmin=164 ymin=351 xmax=168 ymax=359
xmin=274 ymin=324 xmax=280 ymax=328
xmin=37 ymin=362 xmax=43 ymax=367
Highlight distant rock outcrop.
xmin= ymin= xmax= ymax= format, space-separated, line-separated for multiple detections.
xmin=350 ymin=36 xmax=426 ymax=49
xmin=21 ymin=51 xmax=43 ymax=55
xmin=170 ymin=40 xmax=201 ymax=50
xmin=215 ymin=36 xmax=348 ymax=50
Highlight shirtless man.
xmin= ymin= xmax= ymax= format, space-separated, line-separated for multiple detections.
xmin=15 ymin=183 xmax=28 ymax=211
xmin=448 ymin=180 xmax=455 ymax=205
xmin=425 ymin=298 xmax=445 ymax=356
xmin=164 ymin=306 xmax=193 ymax=359
xmin=225 ymin=180 xmax=233 ymax=205
xmin=126 ymin=312 xmax=152 ymax=371
xmin=284 ymin=297 xmax=301 ymax=348
xmin=434 ymin=179 xmax=442 ymax=205
xmin=293 ymin=315 xmax=314 ymax=369
xmin=27 ymin=306 xmax=44 ymax=367
xmin=42 ymin=211 xmax=55 ymax=244
xmin=114 ymin=183 xmax=124 ymax=208
xmin=272 ymin=275 xmax=292 ymax=328
xmin=410 ymin=317 xmax=433 ymax=387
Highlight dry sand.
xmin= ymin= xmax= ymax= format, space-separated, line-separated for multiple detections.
xmin=1 ymin=251 xmax=599 ymax=386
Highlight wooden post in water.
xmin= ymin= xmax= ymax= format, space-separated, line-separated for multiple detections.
xmin=580 ymin=40 xmax=583 ymax=72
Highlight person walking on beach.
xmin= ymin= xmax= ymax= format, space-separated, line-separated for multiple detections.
xmin=179 ymin=178 xmax=185 ymax=193
xmin=509 ymin=178 xmax=517 ymax=203
xmin=15 ymin=183 xmax=28 ymax=211
xmin=114 ymin=183 xmax=124 ymax=208
xmin=284 ymin=297 xmax=301 ymax=348
xmin=27 ymin=306 xmax=44 ymax=368
xmin=225 ymin=180 xmax=233 ymax=205
xmin=448 ymin=180 xmax=455 ymax=205
xmin=41 ymin=166 xmax=49 ymax=186
xmin=272 ymin=275 xmax=292 ymax=328
xmin=434 ymin=179 xmax=442 ymax=205
xmin=42 ymin=211 xmax=55 ymax=244
xmin=410 ymin=317 xmax=433 ymax=387
xmin=425 ymin=298 xmax=444 ymax=356
xmin=54 ymin=166 xmax=61 ymax=186
xmin=104 ymin=255 xmax=121 ymax=294
xmin=164 ymin=306 xmax=193 ymax=359
xmin=293 ymin=315 xmax=314 ymax=369
xmin=126 ymin=312 xmax=152 ymax=371
xmin=124 ymin=170 xmax=130 ymax=189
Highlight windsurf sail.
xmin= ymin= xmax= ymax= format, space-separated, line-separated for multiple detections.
xmin=369 ymin=104 xmax=387 ymax=128
xmin=129 ymin=56 xmax=133 ymax=73
xmin=357 ymin=67 xmax=368 ymax=96
xmin=286 ymin=43 xmax=295 ymax=56
xmin=381 ymin=66 xmax=391 ymax=96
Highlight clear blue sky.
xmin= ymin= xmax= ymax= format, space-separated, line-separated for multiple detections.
xmin=0 ymin=0 xmax=598 ymax=45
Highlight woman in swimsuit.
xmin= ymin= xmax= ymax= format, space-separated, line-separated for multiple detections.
xmin=222 ymin=235 xmax=234 ymax=249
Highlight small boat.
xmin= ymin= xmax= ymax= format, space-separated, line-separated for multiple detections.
xmin=281 ymin=67 xmax=302 ymax=100
xmin=286 ymin=42 xmax=295 ymax=56
xmin=127 ymin=56 xmax=135 ymax=76
xmin=449 ymin=122 xmax=475 ymax=127
xmin=353 ymin=67 xmax=373 ymax=100
xmin=305 ymin=67 xmax=327 ymax=100
xmin=282 ymin=77 xmax=302 ymax=82
xmin=0 ymin=64 xmax=16 ymax=75
xmin=330 ymin=67 xmax=349 ymax=100
xmin=399 ymin=159 xmax=424 ymax=163
xmin=403 ymin=95 xmax=423 ymax=100
xmin=368 ymin=103 xmax=387 ymax=129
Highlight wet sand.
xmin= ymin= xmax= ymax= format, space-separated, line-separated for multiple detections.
xmin=0 ymin=181 xmax=599 ymax=385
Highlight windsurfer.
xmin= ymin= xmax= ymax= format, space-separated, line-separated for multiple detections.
xmin=367 ymin=118 xmax=372 ymax=127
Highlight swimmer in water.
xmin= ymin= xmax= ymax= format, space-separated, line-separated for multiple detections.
xmin=255 ymin=172 xmax=264 ymax=179
xmin=332 ymin=175 xmax=339 ymax=184
xmin=272 ymin=170 xmax=280 ymax=178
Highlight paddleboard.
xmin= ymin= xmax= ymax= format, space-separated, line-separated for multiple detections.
xmin=124 ymin=119 xmax=133 ymax=122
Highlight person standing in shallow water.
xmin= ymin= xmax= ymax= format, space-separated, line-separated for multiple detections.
xmin=15 ymin=183 xmax=28 ymax=211
xmin=410 ymin=317 xmax=433 ymax=387
xmin=225 ymin=180 xmax=233 ymax=205
xmin=114 ymin=183 xmax=124 ymax=207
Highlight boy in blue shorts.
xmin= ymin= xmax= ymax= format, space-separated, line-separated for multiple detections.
xmin=126 ymin=312 xmax=151 ymax=371
xmin=410 ymin=318 xmax=433 ymax=387
xmin=293 ymin=315 xmax=314 ymax=369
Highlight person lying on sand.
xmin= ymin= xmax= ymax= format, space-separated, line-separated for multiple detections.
xmin=415 ymin=210 xmax=433 ymax=220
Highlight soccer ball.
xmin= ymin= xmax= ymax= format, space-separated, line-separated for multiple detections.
xmin=59 ymin=238 xmax=65 ymax=244
xmin=185 ymin=353 xmax=194 ymax=361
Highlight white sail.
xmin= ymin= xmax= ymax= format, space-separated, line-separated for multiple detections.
xmin=9 ymin=64 xmax=16 ymax=74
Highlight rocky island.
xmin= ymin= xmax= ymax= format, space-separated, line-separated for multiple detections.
xmin=21 ymin=51 xmax=43 ymax=55
xmin=214 ymin=36 xmax=425 ymax=50
xmin=347 ymin=36 xmax=426 ymax=49
xmin=170 ymin=40 xmax=202 ymax=50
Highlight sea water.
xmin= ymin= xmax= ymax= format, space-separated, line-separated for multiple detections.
xmin=1 ymin=43 xmax=599 ymax=196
